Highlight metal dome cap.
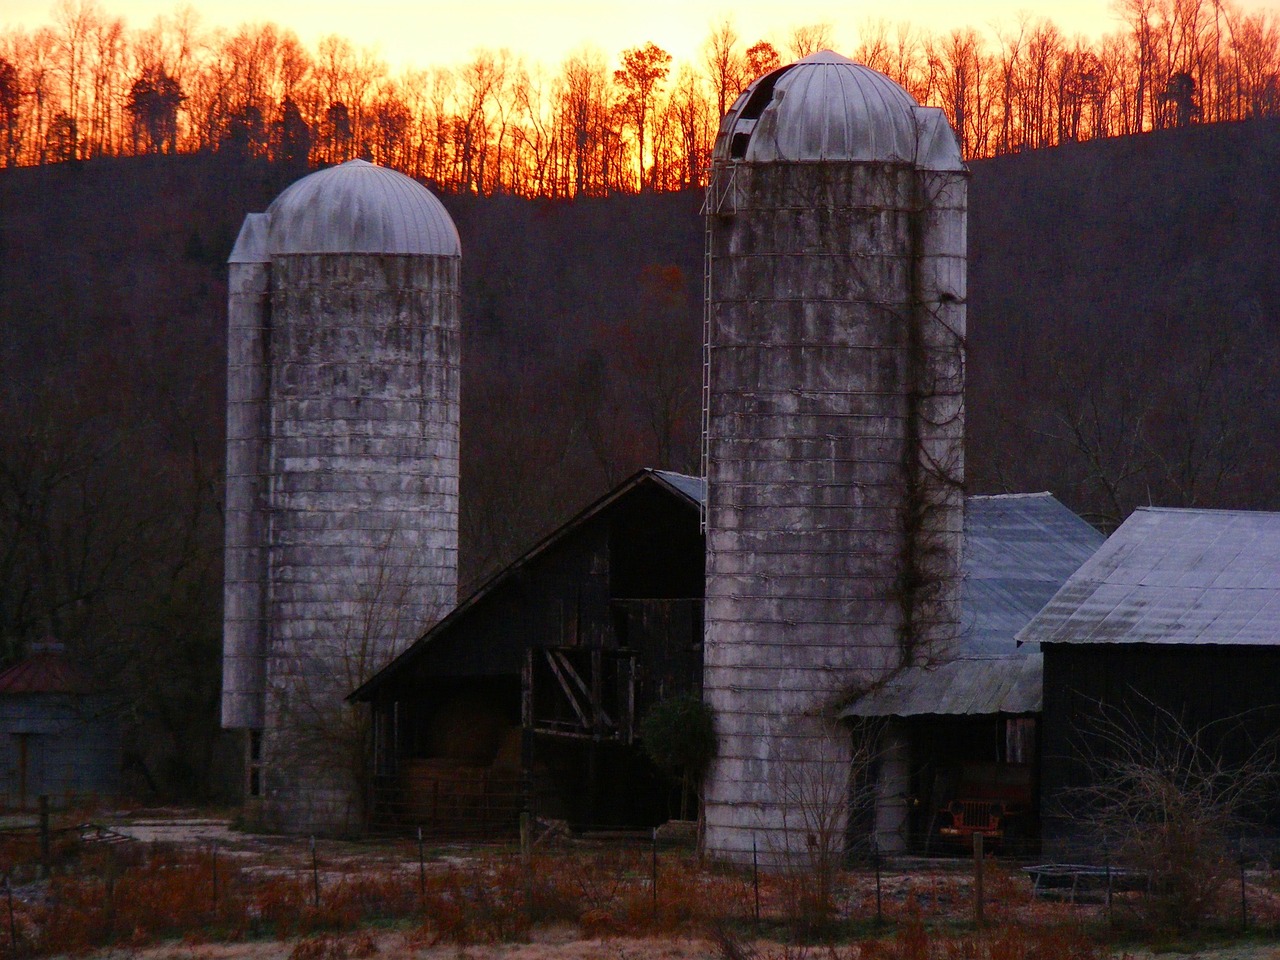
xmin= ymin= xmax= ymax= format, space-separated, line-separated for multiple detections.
xmin=265 ymin=159 xmax=461 ymax=257
xmin=713 ymin=50 xmax=964 ymax=171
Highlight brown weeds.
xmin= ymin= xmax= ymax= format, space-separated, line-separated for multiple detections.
xmin=0 ymin=837 xmax=1193 ymax=960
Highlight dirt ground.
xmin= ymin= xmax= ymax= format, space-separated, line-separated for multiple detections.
xmin=100 ymin=935 xmax=1280 ymax=960
xmin=116 ymin=930 xmax=717 ymax=960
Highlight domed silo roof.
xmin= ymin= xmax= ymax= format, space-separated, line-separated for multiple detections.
xmin=228 ymin=213 xmax=269 ymax=264
xmin=713 ymin=50 xmax=963 ymax=170
xmin=265 ymin=159 xmax=461 ymax=257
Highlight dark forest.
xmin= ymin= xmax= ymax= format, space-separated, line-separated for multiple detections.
xmin=1 ymin=116 xmax=1278 ymax=796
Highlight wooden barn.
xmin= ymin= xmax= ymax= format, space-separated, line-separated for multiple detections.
xmin=355 ymin=478 xmax=1109 ymax=844
xmin=351 ymin=469 xmax=705 ymax=833
xmin=1017 ymin=507 xmax=1280 ymax=850
xmin=841 ymin=493 xmax=1104 ymax=854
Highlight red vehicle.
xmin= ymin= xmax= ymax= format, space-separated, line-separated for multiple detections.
xmin=935 ymin=763 xmax=1034 ymax=847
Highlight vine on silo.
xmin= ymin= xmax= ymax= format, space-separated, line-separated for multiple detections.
xmin=896 ymin=168 xmax=967 ymax=671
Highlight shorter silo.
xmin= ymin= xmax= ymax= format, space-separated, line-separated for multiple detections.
xmin=222 ymin=160 xmax=462 ymax=833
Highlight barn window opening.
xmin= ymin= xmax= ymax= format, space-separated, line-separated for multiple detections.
xmin=1003 ymin=717 xmax=1036 ymax=764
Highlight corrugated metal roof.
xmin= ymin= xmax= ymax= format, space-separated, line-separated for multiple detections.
xmin=1015 ymin=506 xmax=1280 ymax=648
xmin=842 ymin=493 xmax=1103 ymax=718
xmin=963 ymin=493 xmax=1106 ymax=656
xmin=260 ymin=159 xmax=460 ymax=258
xmin=843 ymin=654 xmax=1043 ymax=717
xmin=0 ymin=651 xmax=89 ymax=695
xmin=651 ymin=470 xmax=704 ymax=506
xmin=714 ymin=50 xmax=963 ymax=170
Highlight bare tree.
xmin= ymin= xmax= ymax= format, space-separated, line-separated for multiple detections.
xmin=1069 ymin=693 xmax=1280 ymax=930
xmin=0 ymin=57 xmax=20 ymax=165
xmin=614 ymin=41 xmax=671 ymax=191
xmin=703 ymin=18 xmax=745 ymax=118
xmin=787 ymin=23 xmax=835 ymax=60
xmin=770 ymin=719 xmax=885 ymax=932
xmin=744 ymin=40 xmax=781 ymax=80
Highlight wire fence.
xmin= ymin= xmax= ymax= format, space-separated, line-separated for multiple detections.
xmin=1 ymin=805 xmax=1280 ymax=958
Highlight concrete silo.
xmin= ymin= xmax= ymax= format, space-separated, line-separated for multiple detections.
xmin=222 ymin=160 xmax=461 ymax=833
xmin=701 ymin=52 xmax=967 ymax=863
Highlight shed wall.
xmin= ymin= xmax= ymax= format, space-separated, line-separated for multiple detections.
xmin=0 ymin=694 xmax=120 ymax=807
xmin=1041 ymin=643 xmax=1280 ymax=849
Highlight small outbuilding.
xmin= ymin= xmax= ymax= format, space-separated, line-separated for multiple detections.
xmin=842 ymin=493 xmax=1104 ymax=853
xmin=1017 ymin=507 xmax=1280 ymax=848
xmin=0 ymin=642 xmax=121 ymax=809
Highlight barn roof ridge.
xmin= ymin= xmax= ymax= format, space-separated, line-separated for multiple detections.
xmin=349 ymin=467 xmax=701 ymax=701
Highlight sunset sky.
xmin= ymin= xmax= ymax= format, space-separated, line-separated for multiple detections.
xmin=3 ymin=0 xmax=1177 ymax=73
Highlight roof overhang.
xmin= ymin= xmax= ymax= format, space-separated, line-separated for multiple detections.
xmin=840 ymin=654 xmax=1042 ymax=719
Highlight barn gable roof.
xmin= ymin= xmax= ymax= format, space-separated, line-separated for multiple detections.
xmin=356 ymin=478 xmax=1101 ymax=717
xmin=1015 ymin=506 xmax=1280 ymax=648
xmin=961 ymin=493 xmax=1106 ymax=657
xmin=350 ymin=469 xmax=701 ymax=701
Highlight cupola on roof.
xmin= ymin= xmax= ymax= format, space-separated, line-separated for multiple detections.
xmin=714 ymin=50 xmax=964 ymax=170
xmin=263 ymin=159 xmax=461 ymax=257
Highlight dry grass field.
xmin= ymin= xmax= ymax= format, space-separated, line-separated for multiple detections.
xmin=3 ymin=809 xmax=1280 ymax=960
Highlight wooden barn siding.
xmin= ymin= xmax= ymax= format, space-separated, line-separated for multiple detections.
xmin=1041 ymin=643 xmax=1280 ymax=846
xmin=375 ymin=482 xmax=703 ymax=695
xmin=365 ymin=481 xmax=705 ymax=830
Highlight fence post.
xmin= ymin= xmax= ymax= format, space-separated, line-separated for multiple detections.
xmin=6 ymin=874 xmax=16 ymax=952
xmin=651 ymin=828 xmax=658 ymax=917
xmin=1240 ymin=843 xmax=1248 ymax=932
xmin=752 ymin=835 xmax=760 ymax=927
xmin=310 ymin=836 xmax=320 ymax=908
xmin=417 ymin=826 xmax=426 ymax=902
xmin=874 ymin=838 xmax=883 ymax=926
xmin=1104 ymin=842 xmax=1113 ymax=926
xmin=973 ymin=832 xmax=984 ymax=928
xmin=38 ymin=795 xmax=50 ymax=879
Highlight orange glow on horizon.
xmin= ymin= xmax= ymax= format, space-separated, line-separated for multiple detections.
xmin=4 ymin=0 xmax=1159 ymax=75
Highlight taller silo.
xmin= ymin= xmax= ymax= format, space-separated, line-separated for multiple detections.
xmin=701 ymin=52 xmax=967 ymax=864
xmin=222 ymin=160 xmax=461 ymax=833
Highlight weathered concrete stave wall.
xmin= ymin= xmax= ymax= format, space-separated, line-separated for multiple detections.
xmin=704 ymin=163 xmax=916 ymax=863
xmin=703 ymin=154 xmax=966 ymax=863
xmin=223 ymin=257 xmax=272 ymax=730
xmin=256 ymin=252 xmax=459 ymax=834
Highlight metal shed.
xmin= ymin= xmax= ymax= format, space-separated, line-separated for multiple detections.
xmin=0 ymin=643 xmax=121 ymax=809
xmin=1016 ymin=507 xmax=1280 ymax=846
xmin=842 ymin=493 xmax=1104 ymax=852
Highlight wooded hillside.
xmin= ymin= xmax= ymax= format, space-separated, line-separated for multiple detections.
xmin=1 ymin=118 xmax=1277 ymax=797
